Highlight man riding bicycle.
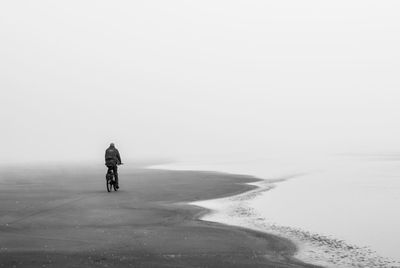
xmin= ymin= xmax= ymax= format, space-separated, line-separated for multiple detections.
xmin=105 ymin=143 xmax=122 ymax=189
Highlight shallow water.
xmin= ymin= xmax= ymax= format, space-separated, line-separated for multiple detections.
xmin=152 ymin=153 xmax=400 ymax=267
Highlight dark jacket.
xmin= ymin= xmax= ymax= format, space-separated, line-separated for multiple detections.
xmin=105 ymin=146 xmax=121 ymax=166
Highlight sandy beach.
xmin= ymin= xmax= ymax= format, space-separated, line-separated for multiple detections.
xmin=0 ymin=166 xmax=320 ymax=268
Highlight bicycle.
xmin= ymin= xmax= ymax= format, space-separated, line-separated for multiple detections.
xmin=105 ymin=163 xmax=123 ymax=192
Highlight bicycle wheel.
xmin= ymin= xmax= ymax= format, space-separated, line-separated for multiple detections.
xmin=113 ymin=181 xmax=118 ymax=191
xmin=107 ymin=180 xmax=113 ymax=192
xmin=106 ymin=174 xmax=113 ymax=192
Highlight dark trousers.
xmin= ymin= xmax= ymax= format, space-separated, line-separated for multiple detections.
xmin=107 ymin=165 xmax=118 ymax=185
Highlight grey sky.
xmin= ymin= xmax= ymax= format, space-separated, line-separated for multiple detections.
xmin=1 ymin=1 xmax=400 ymax=163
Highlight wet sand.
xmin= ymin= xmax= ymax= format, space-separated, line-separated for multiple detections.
xmin=0 ymin=166 xmax=320 ymax=268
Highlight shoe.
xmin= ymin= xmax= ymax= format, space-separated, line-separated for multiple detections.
xmin=116 ymin=185 xmax=119 ymax=189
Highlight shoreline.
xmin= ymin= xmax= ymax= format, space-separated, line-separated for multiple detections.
xmin=0 ymin=166 xmax=319 ymax=268
xmin=185 ymin=173 xmax=400 ymax=268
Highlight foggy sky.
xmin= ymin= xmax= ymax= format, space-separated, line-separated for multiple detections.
xmin=1 ymin=1 xmax=400 ymax=164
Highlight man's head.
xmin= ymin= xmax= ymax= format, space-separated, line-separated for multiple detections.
xmin=110 ymin=143 xmax=115 ymax=148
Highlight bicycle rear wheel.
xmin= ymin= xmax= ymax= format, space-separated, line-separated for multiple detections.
xmin=106 ymin=173 xmax=113 ymax=192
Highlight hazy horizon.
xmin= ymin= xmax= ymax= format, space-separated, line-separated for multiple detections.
xmin=2 ymin=1 xmax=400 ymax=164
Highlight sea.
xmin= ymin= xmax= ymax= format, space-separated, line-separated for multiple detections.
xmin=152 ymin=152 xmax=400 ymax=268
